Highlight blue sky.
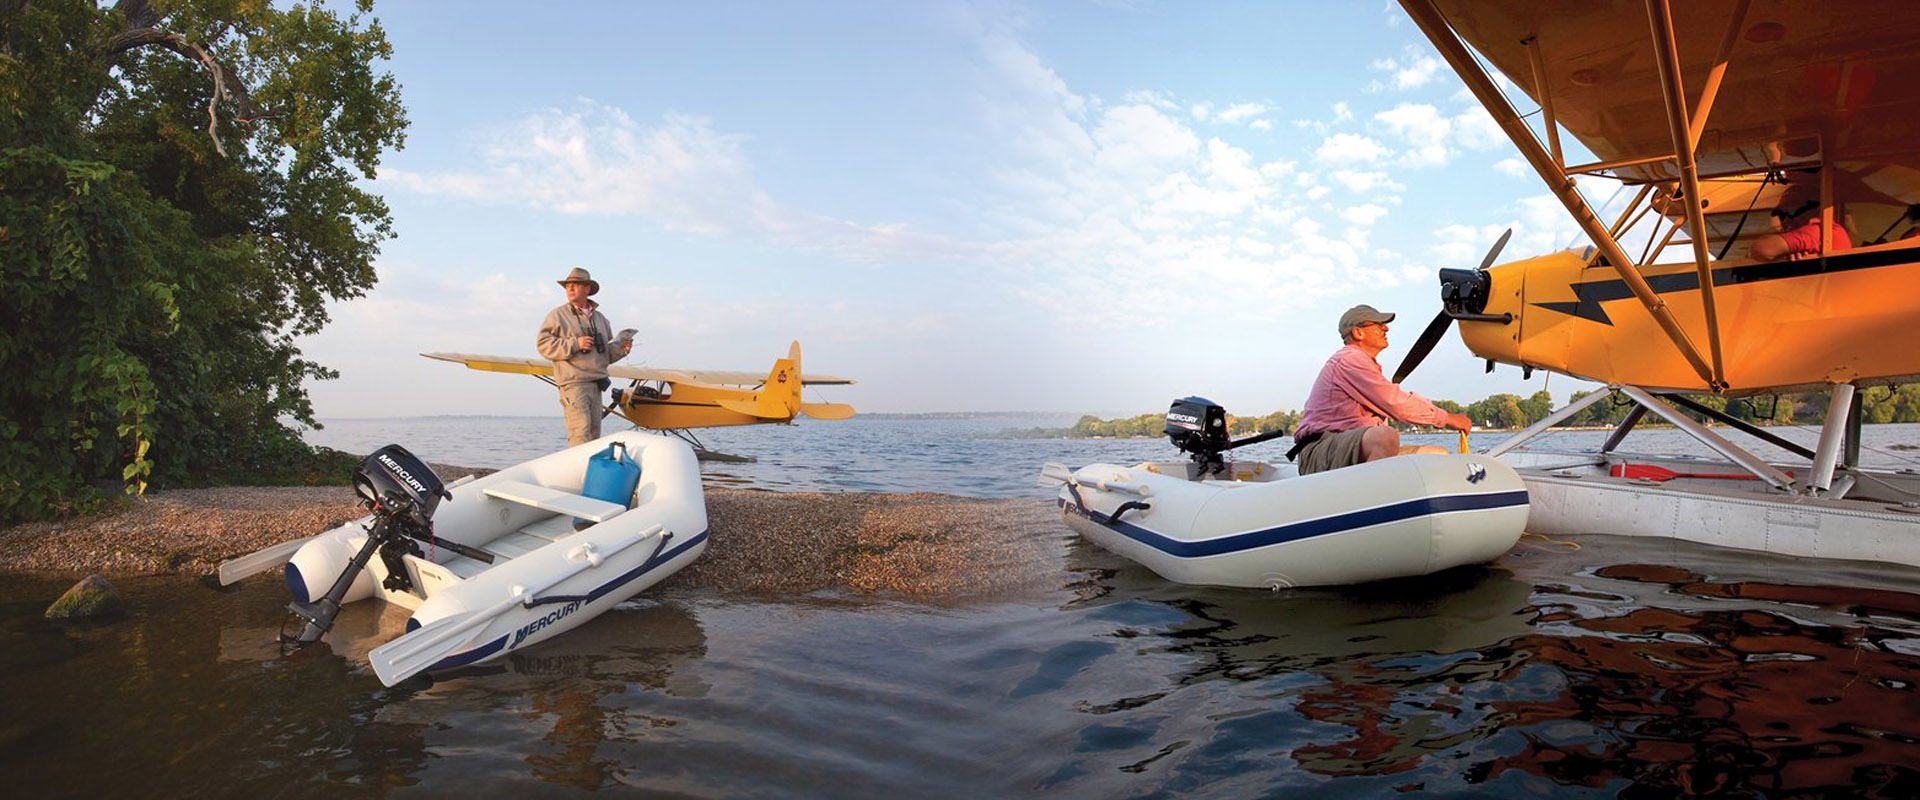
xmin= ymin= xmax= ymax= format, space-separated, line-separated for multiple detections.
xmin=301 ymin=0 xmax=1609 ymax=419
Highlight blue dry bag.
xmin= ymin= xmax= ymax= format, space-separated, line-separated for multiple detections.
xmin=576 ymin=442 xmax=642 ymax=526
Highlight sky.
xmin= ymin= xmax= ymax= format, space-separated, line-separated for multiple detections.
xmin=300 ymin=0 xmax=1615 ymax=420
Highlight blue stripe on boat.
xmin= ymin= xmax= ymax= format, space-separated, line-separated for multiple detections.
xmin=420 ymin=528 xmax=711 ymax=674
xmin=1061 ymin=490 xmax=1529 ymax=558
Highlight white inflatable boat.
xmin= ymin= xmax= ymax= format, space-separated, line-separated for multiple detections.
xmin=1043 ymin=455 xmax=1529 ymax=588
xmin=218 ymin=430 xmax=707 ymax=685
xmin=1039 ymin=397 xmax=1529 ymax=589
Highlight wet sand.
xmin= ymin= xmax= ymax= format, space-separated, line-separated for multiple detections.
xmin=0 ymin=473 xmax=1068 ymax=601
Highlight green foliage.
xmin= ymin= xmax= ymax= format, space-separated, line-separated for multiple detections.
xmin=1 ymin=1 xmax=406 ymax=522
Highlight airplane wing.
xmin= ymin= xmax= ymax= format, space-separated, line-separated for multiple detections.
xmin=421 ymin=352 xmax=555 ymax=377
xmin=1432 ymin=1 xmax=1920 ymax=170
xmin=1428 ymin=0 xmax=1920 ymax=230
xmin=421 ymin=353 xmax=857 ymax=386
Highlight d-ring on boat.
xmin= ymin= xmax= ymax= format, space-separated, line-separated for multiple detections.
xmin=1040 ymin=397 xmax=1530 ymax=589
xmin=217 ymin=430 xmax=708 ymax=686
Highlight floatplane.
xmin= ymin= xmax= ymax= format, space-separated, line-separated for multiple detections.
xmin=424 ymin=341 xmax=856 ymax=456
xmin=1390 ymin=0 xmax=1920 ymax=566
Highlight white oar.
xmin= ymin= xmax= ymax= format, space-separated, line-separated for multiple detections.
xmin=216 ymin=535 xmax=316 ymax=586
xmin=368 ymin=523 xmax=667 ymax=686
xmin=1037 ymin=463 xmax=1151 ymax=496
xmin=1038 ymin=463 xmax=1074 ymax=487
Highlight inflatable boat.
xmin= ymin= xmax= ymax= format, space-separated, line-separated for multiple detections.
xmin=1040 ymin=398 xmax=1529 ymax=589
xmin=218 ymin=430 xmax=707 ymax=685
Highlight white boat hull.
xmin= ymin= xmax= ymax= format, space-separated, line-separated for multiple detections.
xmin=1053 ymin=455 xmax=1530 ymax=588
xmin=284 ymin=430 xmax=707 ymax=677
xmin=1501 ymin=449 xmax=1920 ymax=568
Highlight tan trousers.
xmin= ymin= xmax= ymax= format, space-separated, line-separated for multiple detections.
xmin=559 ymin=382 xmax=603 ymax=447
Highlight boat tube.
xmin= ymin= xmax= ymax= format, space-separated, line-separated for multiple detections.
xmin=268 ymin=431 xmax=707 ymax=685
xmin=1042 ymin=397 xmax=1529 ymax=589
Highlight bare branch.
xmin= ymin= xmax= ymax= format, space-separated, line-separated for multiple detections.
xmin=97 ymin=19 xmax=280 ymax=158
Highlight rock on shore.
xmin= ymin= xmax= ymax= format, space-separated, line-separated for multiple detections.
xmin=0 ymin=479 xmax=1069 ymax=600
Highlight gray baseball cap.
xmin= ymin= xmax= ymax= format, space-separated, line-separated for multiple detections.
xmin=1338 ymin=304 xmax=1395 ymax=339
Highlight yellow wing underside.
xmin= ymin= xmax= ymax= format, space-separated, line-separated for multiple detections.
xmin=420 ymin=353 xmax=856 ymax=386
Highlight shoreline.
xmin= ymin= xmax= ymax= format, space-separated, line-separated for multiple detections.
xmin=0 ymin=469 xmax=1067 ymax=600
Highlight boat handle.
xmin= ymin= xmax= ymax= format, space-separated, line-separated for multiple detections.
xmin=1110 ymin=501 xmax=1151 ymax=522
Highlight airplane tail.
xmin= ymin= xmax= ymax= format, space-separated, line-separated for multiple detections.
xmin=711 ymin=341 xmax=855 ymax=421
xmin=715 ymin=341 xmax=803 ymax=419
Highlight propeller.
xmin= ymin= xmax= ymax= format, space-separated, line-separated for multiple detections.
xmin=1392 ymin=228 xmax=1511 ymax=384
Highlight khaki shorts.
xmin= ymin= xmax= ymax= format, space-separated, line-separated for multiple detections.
xmin=1296 ymin=427 xmax=1377 ymax=475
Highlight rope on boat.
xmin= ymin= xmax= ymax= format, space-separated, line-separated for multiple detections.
xmin=1522 ymin=532 xmax=1581 ymax=550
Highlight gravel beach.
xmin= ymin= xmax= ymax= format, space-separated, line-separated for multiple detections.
xmin=0 ymin=471 xmax=1069 ymax=601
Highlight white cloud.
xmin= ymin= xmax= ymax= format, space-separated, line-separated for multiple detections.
xmin=1341 ymin=203 xmax=1390 ymax=226
xmin=1328 ymin=169 xmax=1406 ymax=195
xmin=1367 ymin=49 xmax=1444 ymax=92
xmin=1493 ymin=157 xmax=1529 ymax=177
xmin=380 ymin=20 xmax=1442 ymax=344
xmin=1211 ymin=102 xmax=1273 ymax=126
xmin=1365 ymin=102 xmax=1511 ymax=168
xmin=1314 ymin=132 xmax=1390 ymax=164
xmin=383 ymin=102 xmax=994 ymax=265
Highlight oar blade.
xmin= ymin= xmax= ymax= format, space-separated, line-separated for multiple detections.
xmin=1391 ymin=310 xmax=1454 ymax=384
xmin=368 ymin=611 xmax=496 ymax=686
xmin=1038 ymin=463 xmax=1074 ymax=488
xmin=216 ymin=535 xmax=314 ymax=586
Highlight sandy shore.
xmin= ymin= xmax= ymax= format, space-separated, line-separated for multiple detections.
xmin=0 ymin=470 xmax=1070 ymax=601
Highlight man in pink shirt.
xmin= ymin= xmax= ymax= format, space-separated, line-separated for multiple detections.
xmin=1290 ymin=304 xmax=1473 ymax=475
xmin=1750 ymin=207 xmax=1851 ymax=261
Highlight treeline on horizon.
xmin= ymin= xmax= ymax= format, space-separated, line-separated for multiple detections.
xmin=1005 ymin=385 xmax=1920 ymax=439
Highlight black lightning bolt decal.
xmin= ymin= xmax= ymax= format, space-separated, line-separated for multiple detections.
xmin=1530 ymin=248 xmax=1918 ymax=325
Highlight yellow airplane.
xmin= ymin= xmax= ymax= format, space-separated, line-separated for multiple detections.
xmin=424 ymin=341 xmax=855 ymax=446
xmin=1390 ymin=0 xmax=1920 ymax=496
xmin=1392 ymin=0 xmax=1920 ymax=397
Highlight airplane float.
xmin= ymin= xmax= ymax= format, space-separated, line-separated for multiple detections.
xmin=1388 ymin=0 xmax=1920 ymax=567
xmin=424 ymin=341 xmax=855 ymax=453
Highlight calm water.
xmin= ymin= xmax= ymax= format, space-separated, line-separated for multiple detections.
xmin=5 ymin=417 xmax=1920 ymax=797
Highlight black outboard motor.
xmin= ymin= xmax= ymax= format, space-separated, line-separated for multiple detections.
xmin=286 ymin=444 xmax=454 ymax=648
xmin=1165 ymin=396 xmax=1291 ymax=479
xmin=1166 ymin=396 xmax=1231 ymax=467
xmin=351 ymin=444 xmax=451 ymax=528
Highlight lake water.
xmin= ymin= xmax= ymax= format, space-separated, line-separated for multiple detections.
xmin=5 ymin=416 xmax=1920 ymax=796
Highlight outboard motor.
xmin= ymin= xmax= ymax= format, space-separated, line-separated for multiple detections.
xmin=285 ymin=444 xmax=453 ymax=647
xmin=1165 ymin=396 xmax=1291 ymax=479
xmin=1166 ymin=396 xmax=1231 ymax=472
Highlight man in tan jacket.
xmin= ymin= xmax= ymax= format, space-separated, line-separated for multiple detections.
xmin=536 ymin=267 xmax=632 ymax=446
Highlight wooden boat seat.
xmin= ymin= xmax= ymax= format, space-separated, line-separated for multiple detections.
xmin=483 ymin=480 xmax=626 ymax=523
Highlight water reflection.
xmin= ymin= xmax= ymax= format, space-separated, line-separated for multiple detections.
xmin=1473 ymin=561 xmax=1920 ymax=796
xmin=1051 ymin=537 xmax=1920 ymax=796
xmin=8 ymin=532 xmax=1920 ymax=796
xmin=374 ymin=599 xmax=709 ymax=792
xmin=2 ymin=576 xmax=434 ymax=796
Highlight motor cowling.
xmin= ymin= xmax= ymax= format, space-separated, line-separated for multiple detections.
xmin=1166 ymin=396 xmax=1230 ymax=461
xmin=352 ymin=444 xmax=450 ymax=528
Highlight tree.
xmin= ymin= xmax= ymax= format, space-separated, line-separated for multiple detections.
xmin=1 ymin=0 xmax=406 ymax=521
xmin=1518 ymin=390 xmax=1554 ymax=426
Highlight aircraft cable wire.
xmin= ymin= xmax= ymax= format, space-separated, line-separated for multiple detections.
xmin=1713 ymin=170 xmax=1779 ymax=261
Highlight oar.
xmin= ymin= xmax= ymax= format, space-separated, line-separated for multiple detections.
xmin=216 ymin=535 xmax=316 ymax=586
xmin=1038 ymin=463 xmax=1073 ymax=487
xmin=368 ymin=523 xmax=666 ymax=686
xmin=1610 ymin=463 xmax=1793 ymax=481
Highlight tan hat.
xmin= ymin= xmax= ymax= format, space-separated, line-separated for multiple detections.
xmin=558 ymin=267 xmax=600 ymax=296
xmin=1338 ymin=304 xmax=1394 ymax=339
